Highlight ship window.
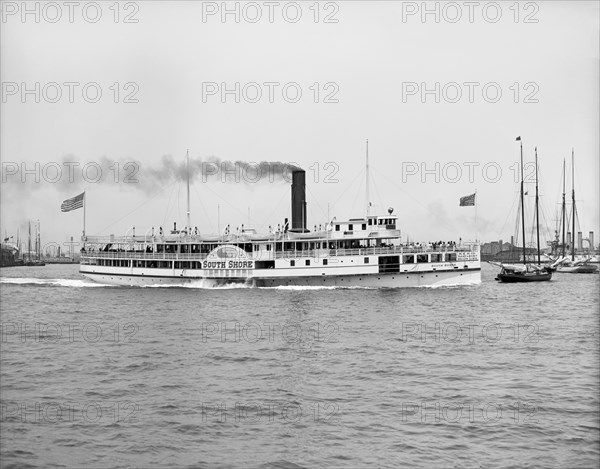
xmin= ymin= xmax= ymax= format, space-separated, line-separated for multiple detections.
xmin=378 ymin=255 xmax=400 ymax=273
xmin=305 ymin=260 xmax=310 ymax=266
xmin=416 ymin=254 xmax=428 ymax=263
xmin=362 ymin=224 xmax=366 ymax=230
xmin=348 ymin=224 xmax=353 ymax=231
xmin=368 ymin=219 xmax=373 ymax=226
xmin=309 ymin=242 xmax=315 ymax=250
xmin=276 ymin=243 xmax=282 ymax=251
xmin=431 ymin=253 xmax=442 ymax=262
xmin=266 ymin=244 xmax=272 ymax=251
xmin=364 ymin=257 xmax=369 ymax=263
xmin=323 ymin=259 xmax=328 ymax=265
xmin=403 ymin=255 xmax=414 ymax=264
xmin=446 ymin=253 xmax=457 ymax=262
xmin=254 ymin=244 xmax=260 ymax=251
xmin=290 ymin=260 xmax=295 ymax=267
xmin=335 ymin=225 xmax=340 ymax=231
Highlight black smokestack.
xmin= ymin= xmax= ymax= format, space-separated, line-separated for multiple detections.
xmin=291 ymin=170 xmax=307 ymax=232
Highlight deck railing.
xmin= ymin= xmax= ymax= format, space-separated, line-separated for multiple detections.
xmin=81 ymin=243 xmax=478 ymax=262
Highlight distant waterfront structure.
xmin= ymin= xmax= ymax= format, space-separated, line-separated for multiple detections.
xmin=482 ymin=230 xmax=598 ymax=262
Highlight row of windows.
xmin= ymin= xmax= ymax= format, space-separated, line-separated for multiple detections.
xmin=92 ymin=253 xmax=457 ymax=269
xmin=103 ymin=241 xmax=380 ymax=254
xmin=156 ymin=243 xmax=253 ymax=254
xmin=334 ymin=219 xmax=397 ymax=231
xmin=403 ymin=253 xmax=456 ymax=263
xmin=94 ymin=259 xmax=205 ymax=269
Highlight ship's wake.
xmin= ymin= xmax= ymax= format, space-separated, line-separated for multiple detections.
xmin=142 ymin=279 xmax=253 ymax=289
xmin=1 ymin=277 xmax=480 ymax=290
xmin=0 ymin=277 xmax=115 ymax=288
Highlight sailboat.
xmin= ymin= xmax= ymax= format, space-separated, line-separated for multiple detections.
xmin=22 ymin=220 xmax=46 ymax=267
xmin=494 ymin=138 xmax=555 ymax=282
xmin=556 ymin=150 xmax=598 ymax=274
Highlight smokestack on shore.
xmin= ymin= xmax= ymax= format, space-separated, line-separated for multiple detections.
xmin=291 ymin=170 xmax=307 ymax=232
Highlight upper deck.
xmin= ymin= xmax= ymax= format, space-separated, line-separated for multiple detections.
xmin=80 ymin=212 xmax=478 ymax=264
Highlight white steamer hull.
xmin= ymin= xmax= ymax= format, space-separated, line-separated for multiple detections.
xmin=81 ymin=267 xmax=481 ymax=288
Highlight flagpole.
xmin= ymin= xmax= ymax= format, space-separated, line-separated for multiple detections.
xmin=83 ymin=190 xmax=86 ymax=239
xmin=475 ymin=189 xmax=478 ymax=242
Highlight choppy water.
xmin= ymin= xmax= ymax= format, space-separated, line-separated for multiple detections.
xmin=1 ymin=264 xmax=598 ymax=468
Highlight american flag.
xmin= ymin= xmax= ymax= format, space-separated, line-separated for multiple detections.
xmin=459 ymin=193 xmax=476 ymax=206
xmin=61 ymin=192 xmax=84 ymax=212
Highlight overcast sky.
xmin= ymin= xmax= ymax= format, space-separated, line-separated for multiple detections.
xmin=1 ymin=1 xmax=598 ymax=251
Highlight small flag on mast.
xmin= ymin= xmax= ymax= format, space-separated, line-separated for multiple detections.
xmin=61 ymin=192 xmax=84 ymax=212
xmin=459 ymin=193 xmax=476 ymax=206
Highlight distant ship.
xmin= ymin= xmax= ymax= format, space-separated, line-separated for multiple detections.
xmin=554 ymin=150 xmax=598 ymax=274
xmin=1 ymin=221 xmax=47 ymax=268
xmin=0 ymin=242 xmax=19 ymax=267
xmin=494 ymin=139 xmax=557 ymax=283
xmin=79 ymin=149 xmax=481 ymax=287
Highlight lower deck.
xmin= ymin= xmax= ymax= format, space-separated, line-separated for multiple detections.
xmin=80 ymin=262 xmax=481 ymax=288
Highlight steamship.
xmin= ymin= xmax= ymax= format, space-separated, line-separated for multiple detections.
xmin=80 ymin=168 xmax=481 ymax=287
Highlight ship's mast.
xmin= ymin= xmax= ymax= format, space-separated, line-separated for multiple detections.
xmin=571 ymin=148 xmax=576 ymax=261
xmin=28 ymin=221 xmax=31 ymax=262
xmin=518 ymin=137 xmax=526 ymax=265
xmin=535 ymin=148 xmax=540 ymax=265
xmin=365 ymin=139 xmax=370 ymax=218
xmin=37 ymin=220 xmax=41 ymax=261
xmin=561 ymin=158 xmax=566 ymax=257
xmin=186 ymin=149 xmax=191 ymax=231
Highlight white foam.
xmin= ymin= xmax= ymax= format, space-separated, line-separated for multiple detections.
xmin=141 ymin=279 xmax=252 ymax=289
xmin=258 ymin=285 xmax=373 ymax=291
xmin=0 ymin=277 xmax=113 ymax=288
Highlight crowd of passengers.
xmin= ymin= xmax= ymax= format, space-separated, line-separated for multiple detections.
xmin=81 ymin=239 xmax=463 ymax=254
